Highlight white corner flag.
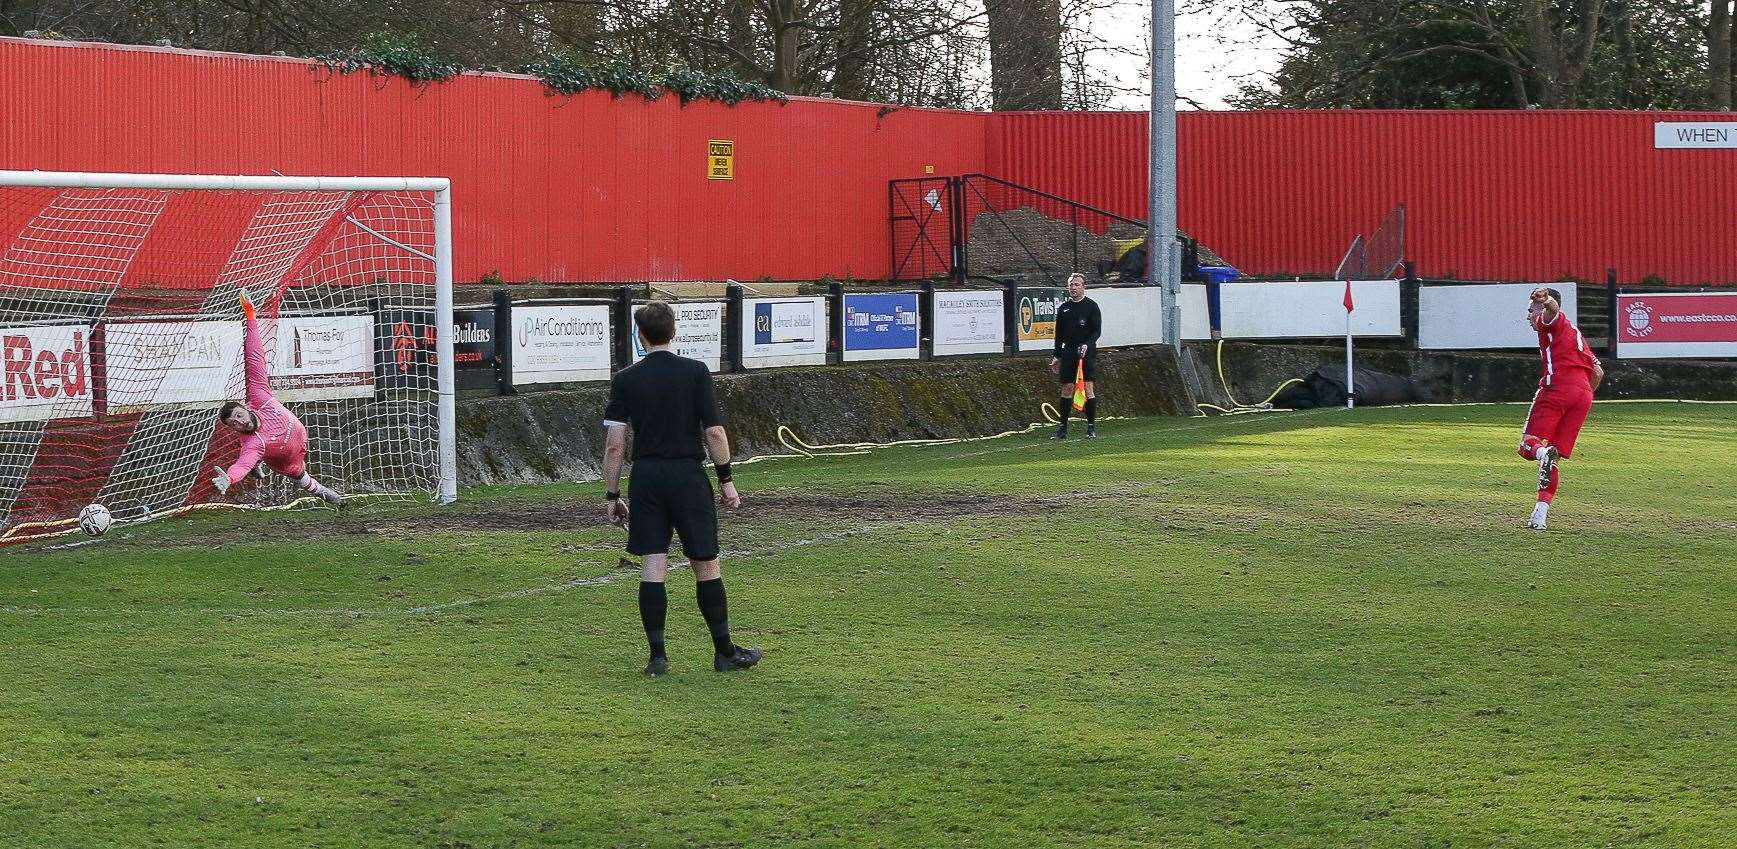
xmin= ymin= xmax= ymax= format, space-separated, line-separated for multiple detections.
xmin=1343 ymin=280 xmax=1355 ymax=410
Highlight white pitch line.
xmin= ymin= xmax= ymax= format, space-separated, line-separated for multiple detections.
xmin=401 ymin=524 xmax=876 ymax=615
xmin=0 ymin=523 xmax=888 ymax=620
xmin=0 ymin=487 xmax=1135 ymax=621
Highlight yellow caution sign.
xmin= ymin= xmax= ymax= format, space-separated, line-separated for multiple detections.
xmin=708 ymin=140 xmax=735 ymax=180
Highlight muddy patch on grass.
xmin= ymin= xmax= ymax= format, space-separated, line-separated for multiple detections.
xmin=733 ymin=486 xmax=1063 ymax=522
xmin=152 ymin=486 xmax=1071 ymax=548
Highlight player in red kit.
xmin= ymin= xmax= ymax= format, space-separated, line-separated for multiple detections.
xmin=1518 ymin=287 xmax=1604 ymax=530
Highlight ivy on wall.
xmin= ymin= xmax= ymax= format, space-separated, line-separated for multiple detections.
xmin=523 ymin=55 xmax=785 ymax=105
xmin=319 ymin=34 xmax=785 ymax=106
xmin=316 ymin=32 xmax=462 ymax=83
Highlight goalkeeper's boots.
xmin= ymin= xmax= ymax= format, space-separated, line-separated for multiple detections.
xmin=321 ymin=489 xmax=345 ymax=507
xmin=1537 ymin=445 xmax=1558 ymax=491
xmin=644 ymin=656 xmax=670 ymax=677
xmin=714 ymin=645 xmax=763 ymax=672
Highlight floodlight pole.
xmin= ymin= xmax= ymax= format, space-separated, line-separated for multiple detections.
xmin=1149 ymin=0 xmax=1181 ymax=350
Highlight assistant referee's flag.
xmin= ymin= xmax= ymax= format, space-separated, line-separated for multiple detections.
xmin=1071 ymin=360 xmax=1088 ymax=413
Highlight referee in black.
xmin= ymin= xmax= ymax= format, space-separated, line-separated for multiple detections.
xmin=602 ymin=301 xmax=762 ymax=676
xmin=1049 ymin=272 xmax=1103 ymax=439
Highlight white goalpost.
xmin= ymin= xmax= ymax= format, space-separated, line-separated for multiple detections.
xmin=0 ymin=171 xmax=457 ymax=545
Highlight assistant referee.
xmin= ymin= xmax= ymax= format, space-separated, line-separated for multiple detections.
xmin=1049 ymin=272 xmax=1103 ymax=439
xmin=602 ymin=301 xmax=762 ymax=676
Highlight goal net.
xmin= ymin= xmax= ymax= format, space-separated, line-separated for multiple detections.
xmin=0 ymin=172 xmax=456 ymax=545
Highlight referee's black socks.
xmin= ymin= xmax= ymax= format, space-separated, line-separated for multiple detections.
xmin=696 ymin=578 xmax=736 ymax=655
xmin=638 ymin=581 xmax=667 ymax=661
xmin=1058 ymin=395 xmax=1073 ymax=427
xmin=1085 ymin=397 xmax=1097 ymax=424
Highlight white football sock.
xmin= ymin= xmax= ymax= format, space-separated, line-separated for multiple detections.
xmin=297 ymin=473 xmax=342 ymax=504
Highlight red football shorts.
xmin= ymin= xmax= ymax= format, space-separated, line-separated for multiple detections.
xmin=1522 ymin=387 xmax=1593 ymax=458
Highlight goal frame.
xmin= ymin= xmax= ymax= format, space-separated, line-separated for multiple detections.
xmin=0 ymin=169 xmax=459 ymax=505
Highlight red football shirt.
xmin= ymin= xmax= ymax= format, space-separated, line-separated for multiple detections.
xmin=1533 ymin=310 xmax=1597 ymax=391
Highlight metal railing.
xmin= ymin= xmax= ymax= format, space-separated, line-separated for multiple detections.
xmin=890 ymin=174 xmax=1213 ymax=285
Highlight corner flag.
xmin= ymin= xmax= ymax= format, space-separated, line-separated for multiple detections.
xmin=1343 ymin=281 xmax=1355 ymax=410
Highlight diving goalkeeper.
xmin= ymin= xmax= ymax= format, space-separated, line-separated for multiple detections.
xmin=210 ymin=294 xmax=343 ymax=506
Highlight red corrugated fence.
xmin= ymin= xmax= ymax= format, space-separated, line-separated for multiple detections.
xmin=5 ymin=37 xmax=1735 ymax=285
xmin=988 ymin=110 xmax=1737 ymax=284
xmin=0 ymin=37 xmax=985 ymax=285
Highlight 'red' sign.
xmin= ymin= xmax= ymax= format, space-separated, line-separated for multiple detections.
xmin=1616 ymin=292 xmax=1737 ymax=359
xmin=1 ymin=324 xmax=95 ymax=423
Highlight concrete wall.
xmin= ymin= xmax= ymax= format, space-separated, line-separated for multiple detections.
xmin=455 ymin=339 xmax=1730 ymax=487
xmin=1188 ymin=342 xmax=1737 ymax=408
xmin=456 ymin=347 xmax=1193 ymax=485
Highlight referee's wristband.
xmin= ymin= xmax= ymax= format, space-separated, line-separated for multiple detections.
xmin=605 ymin=490 xmax=620 ymax=501
xmin=714 ymin=463 xmax=733 ymax=485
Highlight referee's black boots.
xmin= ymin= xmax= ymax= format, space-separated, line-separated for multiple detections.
xmin=715 ymin=645 xmax=763 ymax=672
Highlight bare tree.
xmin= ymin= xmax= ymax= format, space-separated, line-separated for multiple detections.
xmin=1213 ymin=0 xmax=1709 ymax=110
xmin=832 ymin=0 xmax=879 ymax=100
xmin=1713 ymin=0 xmax=1732 ymax=109
xmin=1518 ymin=0 xmax=1608 ymax=107
xmin=583 ymin=0 xmax=1000 ymax=102
xmin=6 ymin=0 xmax=1138 ymax=109
xmin=987 ymin=0 xmax=1062 ymax=109
xmin=1056 ymin=0 xmax=1145 ymax=109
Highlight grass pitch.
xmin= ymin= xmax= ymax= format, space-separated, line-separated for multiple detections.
xmin=2 ymin=402 xmax=1733 ymax=848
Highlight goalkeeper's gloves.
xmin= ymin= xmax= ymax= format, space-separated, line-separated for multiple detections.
xmin=211 ymin=466 xmax=232 ymax=495
xmin=240 ymin=292 xmax=256 ymax=321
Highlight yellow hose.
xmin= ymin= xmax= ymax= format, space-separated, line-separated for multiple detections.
xmin=1196 ymin=338 xmax=1302 ymax=416
xmin=772 ymin=410 xmax=1054 ymax=460
xmin=763 ymin=398 xmax=1138 ymax=461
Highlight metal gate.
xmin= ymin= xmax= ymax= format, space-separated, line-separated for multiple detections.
xmin=889 ymin=177 xmax=956 ymax=281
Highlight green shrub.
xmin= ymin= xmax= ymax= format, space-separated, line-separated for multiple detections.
xmin=316 ymin=37 xmax=785 ymax=107
xmin=520 ymin=52 xmax=786 ymax=106
xmin=317 ymin=32 xmax=462 ymax=83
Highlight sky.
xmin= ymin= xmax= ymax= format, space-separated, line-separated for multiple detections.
xmin=1086 ymin=1 xmax=1289 ymax=111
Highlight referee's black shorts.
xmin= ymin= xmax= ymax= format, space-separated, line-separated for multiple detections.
xmin=627 ymin=458 xmax=720 ymax=561
xmin=1056 ymin=348 xmax=1098 ymax=381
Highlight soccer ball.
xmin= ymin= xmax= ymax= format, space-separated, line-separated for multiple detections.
xmin=78 ymin=504 xmax=113 ymax=537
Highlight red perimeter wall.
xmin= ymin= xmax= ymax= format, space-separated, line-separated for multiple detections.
xmin=0 ymin=37 xmax=985 ymax=285
xmin=987 ymin=110 xmax=1737 ymax=284
xmin=5 ymin=37 xmax=1734 ymax=285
